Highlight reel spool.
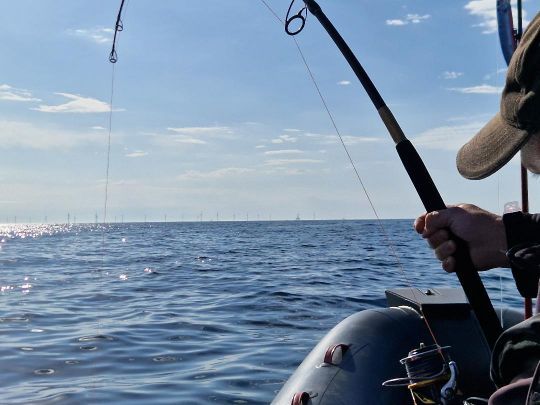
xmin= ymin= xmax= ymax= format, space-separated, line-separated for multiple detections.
xmin=383 ymin=343 xmax=459 ymax=405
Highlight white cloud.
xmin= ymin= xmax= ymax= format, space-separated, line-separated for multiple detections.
xmin=177 ymin=167 xmax=254 ymax=180
xmin=271 ymin=134 xmax=297 ymax=144
xmin=111 ymin=179 xmax=139 ymax=186
xmin=0 ymin=120 xmax=106 ymax=150
xmin=337 ymin=80 xmax=351 ymax=86
xmin=0 ymin=84 xmax=41 ymax=102
xmin=386 ymin=19 xmax=407 ymax=26
xmin=304 ymin=132 xmax=324 ymax=138
xmin=442 ymin=71 xmax=464 ymax=80
xmin=446 ymin=113 xmax=493 ymax=123
xmin=448 ymin=84 xmax=502 ymax=94
xmin=464 ymin=0 xmax=500 ymax=34
xmin=289 ymin=132 xmax=381 ymax=145
xmin=465 ymin=2 xmax=528 ymax=35
xmin=33 ymin=93 xmax=113 ymax=113
xmin=92 ymin=126 xmax=106 ymax=130
xmin=264 ymin=149 xmax=304 ymax=155
xmin=342 ymin=136 xmax=382 ymax=145
xmin=321 ymin=135 xmax=382 ymax=145
xmin=145 ymin=130 xmax=209 ymax=147
xmin=412 ymin=121 xmax=485 ymax=151
xmin=407 ymin=14 xmax=431 ymax=24
xmin=125 ymin=151 xmax=148 ymax=158
xmin=173 ymin=137 xmax=207 ymax=145
xmin=262 ymin=167 xmax=318 ymax=176
xmin=69 ymin=27 xmax=114 ymax=44
xmin=283 ymin=128 xmax=302 ymax=133
xmin=161 ymin=126 xmax=235 ymax=145
xmin=167 ymin=126 xmax=233 ymax=136
xmin=483 ymin=68 xmax=508 ymax=80
xmin=386 ymin=14 xmax=430 ymax=26
xmin=255 ymin=145 xmax=266 ymax=149
xmin=264 ymin=158 xmax=323 ymax=166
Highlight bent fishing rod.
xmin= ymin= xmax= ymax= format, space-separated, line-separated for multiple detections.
xmin=293 ymin=0 xmax=502 ymax=349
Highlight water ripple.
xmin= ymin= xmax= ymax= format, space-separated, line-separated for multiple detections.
xmin=0 ymin=220 xmax=521 ymax=403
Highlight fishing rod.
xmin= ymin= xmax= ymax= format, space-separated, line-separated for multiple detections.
xmin=292 ymin=0 xmax=502 ymax=349
xmin=514 ymin=0 xmax=533 ymax=319
xmin=109 ymin=0 xmax=126 ymax=63
xmin=497 ymin=0 xmax=517 ymax=65
xmin=497 ymin=0 xmax=533 ymax=319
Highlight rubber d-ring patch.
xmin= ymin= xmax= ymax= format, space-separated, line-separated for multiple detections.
xmin=291 ymin=391 xmax=310 ymax=405
xmin=323 ymin=343 xmax=349 ymax=365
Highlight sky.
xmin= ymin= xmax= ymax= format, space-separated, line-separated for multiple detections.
xmin=0 ymin=0 xmax=537 ymax=223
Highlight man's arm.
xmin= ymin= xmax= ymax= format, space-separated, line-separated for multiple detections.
xmin=503 ymin=212 xmax=540 ymax=297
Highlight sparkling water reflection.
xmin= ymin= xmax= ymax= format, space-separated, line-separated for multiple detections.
xmin=0 ymin=221 xmax=521 ymax=403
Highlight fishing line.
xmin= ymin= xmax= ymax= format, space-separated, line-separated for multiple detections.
xmin=103 ymin=66 xmax=115 ymax=227
xmin=102 ymin=0 xmax=130 ymax=246
xmin=262 ymin=0 xmax=396 ymax=262
xmin=102 ymin=0 xmax=130 ymax=248
xmin=92 ymin=0 xmax=131 ymax=392
xmin=259 ymin=0 xmax=442 ymax=347
xmin=496 ymin=43 xmax=505 ymax=325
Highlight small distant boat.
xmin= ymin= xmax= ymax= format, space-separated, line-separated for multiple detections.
xmin=296 ymin=214 xmax=300 ymax=221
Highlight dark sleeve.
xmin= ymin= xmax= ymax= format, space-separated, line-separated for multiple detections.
xmin=503 ymin=211 xmax=540 ymax=298
xmin=490 ymin=314 xmax=540 ymax=387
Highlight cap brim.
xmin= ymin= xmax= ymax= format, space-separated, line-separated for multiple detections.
xmin=456 ymin=113 xmax=531 ymax=180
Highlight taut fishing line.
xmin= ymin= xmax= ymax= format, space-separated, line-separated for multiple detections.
xmin=91 ymin=0 xmax=130 ymax=392
xmin=105 ymin=0 xmax=129 ymax=222
xmin=259 ymin=0 xmax=442 ymax=347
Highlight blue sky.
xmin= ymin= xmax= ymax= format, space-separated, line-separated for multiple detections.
xmin=0 ymin=0 xmax=537 ymax=223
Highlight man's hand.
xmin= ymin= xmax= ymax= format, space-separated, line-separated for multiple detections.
xmin=414 ymin=204 xmax=509 ymax=272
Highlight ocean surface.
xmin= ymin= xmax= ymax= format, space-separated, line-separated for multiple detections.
xmin=0 ymin=220 xmax=522 ymax=404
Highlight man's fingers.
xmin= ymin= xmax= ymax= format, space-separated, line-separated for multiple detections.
xmin=423 ymin=209 xmax=454 ymax=236
xmin=434 ymin=240 xmax=456 ymax=261
xmin=426 ymin=229 xmax=450 ymax=249
xmin=442 ymin=256 xmax=456 ymax=273
xmin=415 ymin=206 xmax=465 ymax=274
xmin=414 ymin=213 xmax=427 ymax=234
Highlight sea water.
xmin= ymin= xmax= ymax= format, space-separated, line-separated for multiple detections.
xmin=0 ymin=220 xmax=522 ymax=404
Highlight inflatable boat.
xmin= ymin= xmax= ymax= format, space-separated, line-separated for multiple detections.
xmin=272 ymin=287 xmax=522 ymax=404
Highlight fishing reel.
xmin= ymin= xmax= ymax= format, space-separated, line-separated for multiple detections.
xmin=383 ymin=343 xmax=459 ymax=405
